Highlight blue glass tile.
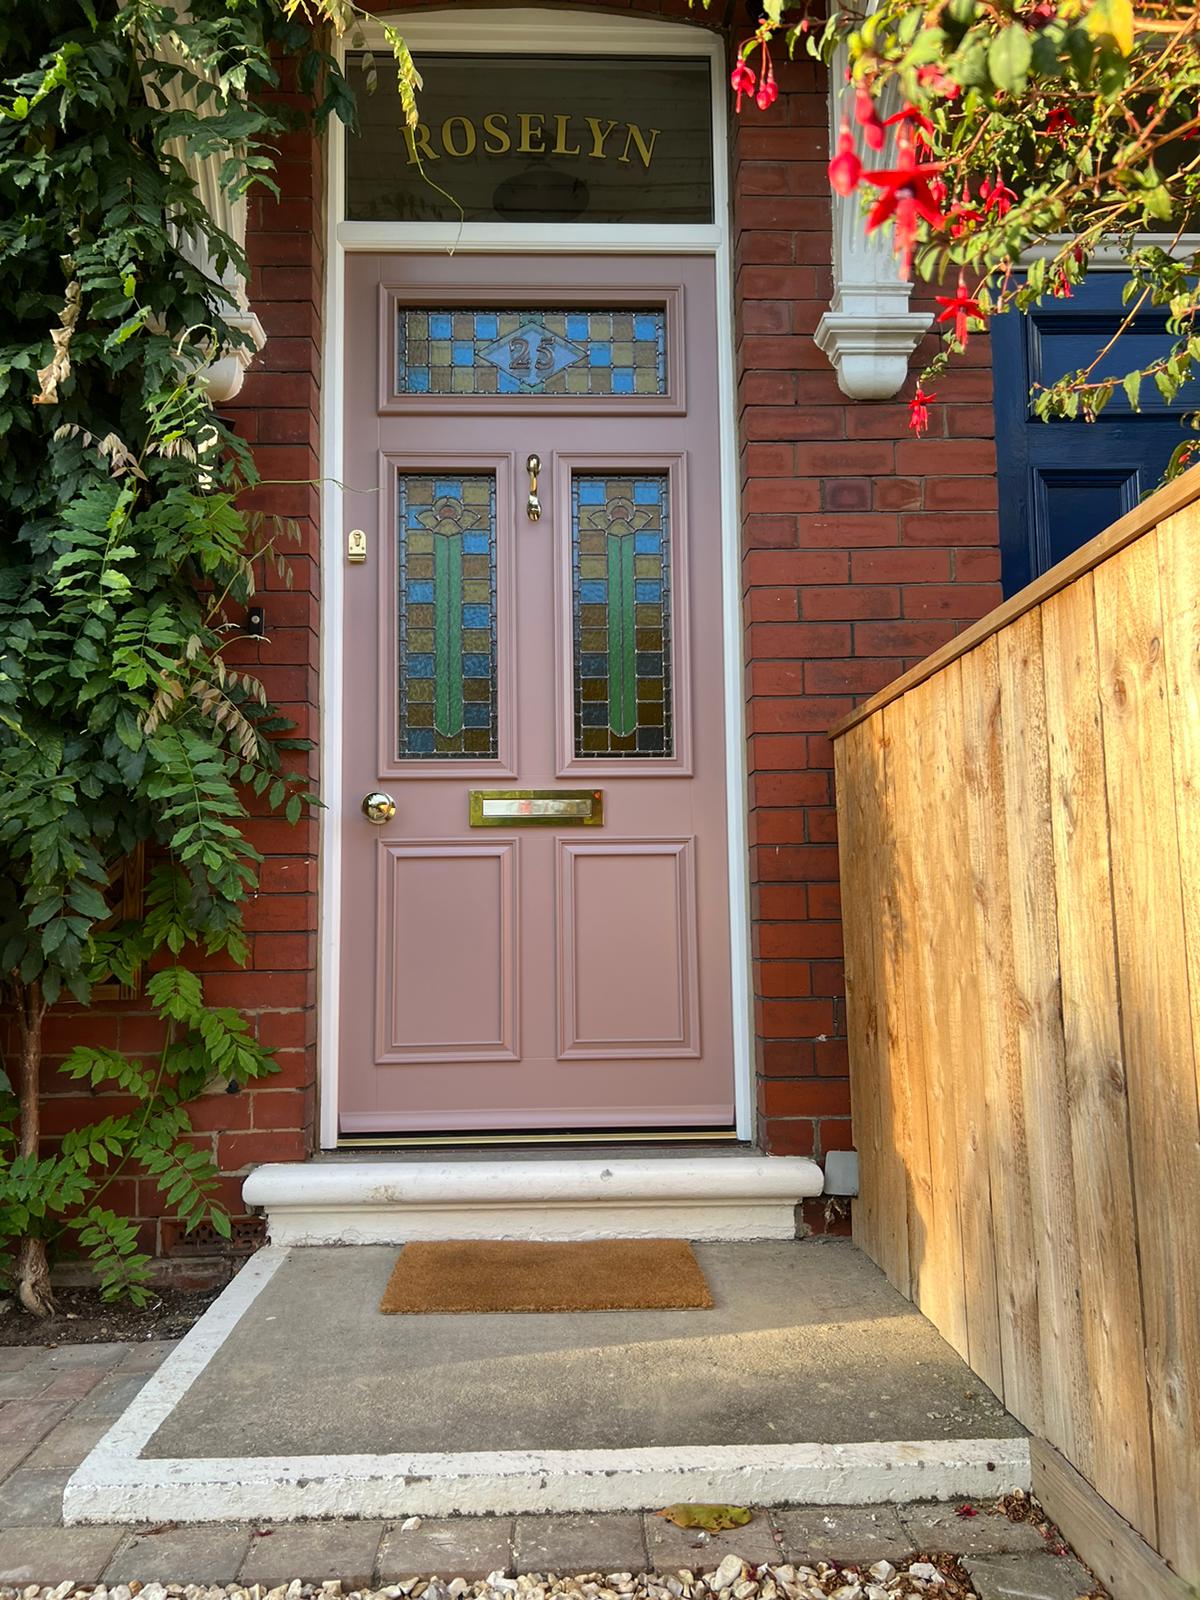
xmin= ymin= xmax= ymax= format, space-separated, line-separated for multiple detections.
xmin=452 ymin=341 xmax=475 ymax=366
xmin=579 ymin=580 xmax=607 ymax=603
xmin=429 ymin=314 xmax=453 ymax=339
xmin=580 ymin=653 xmax=609 ymax=677
xmin=462 ymin=532 xmax=490 ymax=554
xmin=461 ymin=652 xmax=491 ymax=677
xmin=634 ymin=481 xmax=661 ymax=504
xmin=408 ymin=581 xmax=435 ymax=603
xmin=407 ymin=654 xmax=435 ymax=678
xmin=634 ymin=533 xmax=660 ymax=555
xmin=434 ymin=479 xmax=460 ymax=499
xmin=590 ymin=343 xmax=612 ymax=367
xmin=578 ymin=481 xmax=607 ymax=505
xmin=612 ymin=370 xmax=635 ymax=394
xmin=634 ymin=314 xmax=659 ymax=340
xmin=636 ymin=581 xmax=662 ymax=603
xmin=464 ymin=702 xmax=491 ymax=727
xmin=408 ymin=729 xmax=435 ymax=752
xmin=461 ymin=604 xmax=490 ymax=629
xmin=408 ymin=369 xmax=430 ymax=392
xmin=567 ymin=314 xmax=591 ymax=340
xmin=475 ymin=314 xmax=499 ymax=339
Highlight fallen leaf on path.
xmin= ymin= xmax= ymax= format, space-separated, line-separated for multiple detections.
xmin=655 ymin=1504 xmax=753 ymax=1530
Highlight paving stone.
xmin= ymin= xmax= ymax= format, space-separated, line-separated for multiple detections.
xmin=377 ymin=1516 xmax=514 ymax=1580
xmin=0 ymin=1399 xmax=74 ymax=1444
xmin=104 ymin=1522 xmax=254 ymax=1583
xmin=238 ymin=1520 xmax=385 ymax=1587
xmin=772 ymin=1504 xmax=910 ymax=1564
xmin=24 ymin=1417 xmax=114 ymax=1470
xmin=70 ymin=1370 xmax=152 ymax=1420
xmin=644 ymin=1510 xmax=783 ymax=1571
xmin=117 ymin=1338 xmax=178 ymax=1372
xmin=0 ymin=1364 xmax=57 ymax=1401
xmin=514 ymin=1514 xmax=646 ymax=1576
xmin=898 ymin=1502 xmax=1050 ymax=1555
xmin=0 ymin=1349 xmax=42 ymax=1372
xmin=41 ymin=1341 xmax=131 ymax=1369
xmin=0 ymin=1524 xmax=125 ymax=1583
xmin=963 ymin=1550 xmax=1099 ymax=1599
xmin=0 ymin=1447 xmax=34 ymax=1483
xmin=0 ymin=1467 xmax=70 ymax=1526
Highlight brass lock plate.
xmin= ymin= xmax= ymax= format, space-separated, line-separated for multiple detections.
xmin=469 ymin=789 xmax=604 ymax=827
xmin=347 ymin=529 xmax=368 ymax=563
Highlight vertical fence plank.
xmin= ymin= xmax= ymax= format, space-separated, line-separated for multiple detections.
xmin=837 ymin=725 xmax=883 ymax=1269
xmin=997 ymin=609 xmax=1092 ymax=1474
xmin=889 ymin=679 xmax=969 ymax=1358
xmin=1122 ymin=517 xmax=1200 ymax=1576
xmin=960 ymin=635 xmax=1043 ymax=1429
xmin=1040 ymin=574 xmax=1156 ymax=1542
xmin=838 ymin=719 xmax=910 ymax=1290
xmin=883 ymin=693 xmax=940 ymax=1320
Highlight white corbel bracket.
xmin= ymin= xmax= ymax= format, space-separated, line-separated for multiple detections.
xmin=815 ymin=293 xmax=932 ymax=401
xmin=816 ymin=43 xmax=933 ymax=400
xmin=198 ymin=305 xmax=268 ymax=404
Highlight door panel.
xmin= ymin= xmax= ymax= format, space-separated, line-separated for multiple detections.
xmin=339 ymin=253 xmax=734 ymax=1134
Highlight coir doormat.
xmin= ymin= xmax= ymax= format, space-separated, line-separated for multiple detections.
xmin=379 ymin=1238 xmax=714 ymax=1314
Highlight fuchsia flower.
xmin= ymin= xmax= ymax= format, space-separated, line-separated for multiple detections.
xmin=909 ymin=384 xmax=936 ymax=436
xmin=1045 ymin=107 xmax=1078 ymax=136
xmin=935 ymin=270 xmax=984 ymax=346
xmin=863 ymin=132 xmax=947 ymax=277
xmin=855 ymin=85 xmax=887 ymax=151
xmin=756 ymin=37 xmax=778 ymax=111
xmin=731 ymin=56 xmax=756 ymax=113
xmin=917 ymin=64 xmax=960 ymax=99
xmin=828 ymin=118 xmax=863 ymax=196
xmin=981 ymin=173 xmax=1018 ymax=215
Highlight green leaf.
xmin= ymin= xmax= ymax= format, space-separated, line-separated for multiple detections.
xmin=988 ymin=25 xmax=1032 ymax=94
xmin=1123 ymin=371 xmax=1143 ymax=411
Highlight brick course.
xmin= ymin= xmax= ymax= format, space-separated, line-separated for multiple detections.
xmin=21 ymin=0 xmax=1004 ymax=1255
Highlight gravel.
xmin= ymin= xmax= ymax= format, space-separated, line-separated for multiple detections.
xmin=0 ymin=1548 xmax=1106 ymax=1600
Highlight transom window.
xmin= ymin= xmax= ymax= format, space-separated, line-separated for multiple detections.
xmin=346 ymin=53 xmax=714 ymax=225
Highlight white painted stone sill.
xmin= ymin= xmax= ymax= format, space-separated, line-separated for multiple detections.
xmin=243 ymin=1155 xmax=825 ymax=1245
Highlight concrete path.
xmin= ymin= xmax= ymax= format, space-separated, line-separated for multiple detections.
xmin=0 ymin=1339 xmax=1099 ymax=1593
xmin=145 ymin=1242 xmax=1021 ymax=1457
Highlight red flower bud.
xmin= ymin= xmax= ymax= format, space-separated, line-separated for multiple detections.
xmin=828 ymin=119 xmax=863 ymax=196
xmin=756 ymin=40 xmax=778 ymax=110
xmin=909 ymin=384 xmax=936 ymax=437
xmin=854 ymin=86 xmax=887 ymax=151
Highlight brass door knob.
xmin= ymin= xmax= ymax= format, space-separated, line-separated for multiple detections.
xmin=361 ymin=791 xmax=397 ymax=824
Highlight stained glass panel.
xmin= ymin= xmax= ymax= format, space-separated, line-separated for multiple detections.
xmin=397 ymin=474 xmax=498 ymax=759
xmin=571 ymin=473 xmax=673 ymax=758
xmin=396 ymin=308 xmax=667 ymax=397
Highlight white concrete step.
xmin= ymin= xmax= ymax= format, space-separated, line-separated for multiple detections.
xmin=243 ymin=1155 xmax=824 ymax=1244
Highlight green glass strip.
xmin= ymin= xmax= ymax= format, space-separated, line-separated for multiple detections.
xmin=433 ymin=532 xmax=464 ymax=738
xmin=607 ymin=533 xmax=638 ymax=737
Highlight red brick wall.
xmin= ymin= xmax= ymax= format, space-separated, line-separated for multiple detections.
xmin=732 ymin=49 xmax=1002 ymax=1164
xmin=18 ymin=3 xmax=1005 ymax=1261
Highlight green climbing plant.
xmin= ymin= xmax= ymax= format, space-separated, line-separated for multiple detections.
xmin=0 ymin=0 xmax=416 ymax=1314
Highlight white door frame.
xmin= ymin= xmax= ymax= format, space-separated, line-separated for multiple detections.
xmin=318 ymin=5 xmax=753 ymax=1146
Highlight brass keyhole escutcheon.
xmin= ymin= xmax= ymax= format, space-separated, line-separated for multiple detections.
xmin=361 ymin=791 xmax=397 ymax=824
xmin=526 ymin=453 xmax=541 ymax=522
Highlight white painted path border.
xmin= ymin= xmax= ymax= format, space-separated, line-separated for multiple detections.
xmin=64 ymin=1248 xmax=1031 ymax=1526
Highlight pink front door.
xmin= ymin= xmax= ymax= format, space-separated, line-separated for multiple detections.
xmin=338 ymin=253 xmax=735 ymax=1134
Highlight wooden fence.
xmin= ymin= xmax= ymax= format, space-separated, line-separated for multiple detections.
xmin=831 ymin=466 xmax=1200 ymax=1597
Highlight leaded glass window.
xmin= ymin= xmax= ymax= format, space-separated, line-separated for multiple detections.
xmin=397 ymin=474 xmax=498 ymax=759
xmin=396 ymin=308 xmax=667 ymax=397
xmin=571 ymin=472 xmax=673 ymax=758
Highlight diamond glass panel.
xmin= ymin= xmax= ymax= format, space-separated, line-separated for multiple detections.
xmin=397 ymin=473 xmax=498 ymax=759
xmin=396 ymin=308 xmax=667 ymax=397
xmin=571 ymin=472 xmax=673 ymax=758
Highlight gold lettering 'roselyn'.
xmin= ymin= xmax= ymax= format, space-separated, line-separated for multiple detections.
xmin=405 ymin=113 xmax=661 ymax=169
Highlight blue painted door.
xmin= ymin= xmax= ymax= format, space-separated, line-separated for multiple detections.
xmin=991 ymin=273 xmax=1194 ymax=595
